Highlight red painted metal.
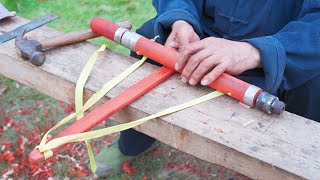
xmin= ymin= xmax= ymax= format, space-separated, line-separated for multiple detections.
xmin=90 ymin=18 xmax=262 ymax=105
xmin=29 ymin=66 xmax=175 ymax=162
xmin=29 ymin=17 xmax=265 ymax=163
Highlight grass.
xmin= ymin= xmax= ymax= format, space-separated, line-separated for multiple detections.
xmin=0 ymin=0 xmax=247 ymax=179
xmin=1 ymin=0 xmax=156 ymax=55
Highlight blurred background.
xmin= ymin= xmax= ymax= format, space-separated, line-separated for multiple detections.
xmin=1 ymin=0 xmax=156 ymax=55
xmin=0 ymin=0 xmax=248 ymax=179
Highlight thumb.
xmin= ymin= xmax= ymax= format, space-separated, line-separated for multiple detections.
xmin=165 ymin=31 xmax=179 ymax=48
xmin=177 ymin=31 xmax=190 ymax=47
xmin=166 ymin=41 xmax=179 ymax=49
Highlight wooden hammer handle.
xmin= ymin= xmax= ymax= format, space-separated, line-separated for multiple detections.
xmin=41 ymin=21 xmax=132 ymax=50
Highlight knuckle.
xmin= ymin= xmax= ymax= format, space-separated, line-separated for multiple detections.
xmin=206 ymin=64 xmax=212 ymax=69
xmin=182 ymin=65 xmax=191 ymax=75
xmin=192 ymin=70 xmax=203 ymax=80
xmin=180 ymin=45 xmax=188 ymax=52
xmin=203 ymin=62 xmax=212 ymax=69
xmin=216 ymin=66 xmax=225 ymax=73
xmin=185 ymin=65 xmax=195 ymax=75
xmin=209 ymin=72 xmax=218 ymax=80
xmin=184 ymin=45 xmax=194 ymax=53
xmin=189 ymin=56 xmax=201 ymax=65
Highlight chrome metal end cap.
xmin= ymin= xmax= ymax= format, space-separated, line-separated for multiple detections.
xmin=256 ymin=92 xmax=285 ymax=115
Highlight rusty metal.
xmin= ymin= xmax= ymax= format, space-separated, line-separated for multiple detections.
xmin=0 ymin=14 xmax=58 ymax=44
xmin=256 ymin=92 xmax=285 ymax=115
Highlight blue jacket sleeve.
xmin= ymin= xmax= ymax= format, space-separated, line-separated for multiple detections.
xmin=152 ymin=0 xmax=203 ymax=42
xmin=245 ymin=1 xmax=320 ymax=94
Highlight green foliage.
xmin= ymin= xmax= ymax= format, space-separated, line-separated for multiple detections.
xmin=0 ymin=0 xmax=156 ymax=55
xmin=2 ymin=0 xmax=20 ymax=11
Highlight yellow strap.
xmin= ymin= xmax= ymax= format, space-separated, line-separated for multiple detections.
xmin=37 ymin=46 xmax=147 ymax=160
xmin=37 ymin=45 xmax=107 ymax=151
xmin=74 ymin=46 xmax=148 ymax=173
xmin=75 ymin=44 xmax=108 ymax=119
xmin=74 ymin=45 xmax=108 ymax=173
xmin=37 ymin=37 xmax=161 ymax=160
xmin=37 ymin=36 xmax=223 ymax=173
xmin=38 ymin=91 xmax=223 ymax=151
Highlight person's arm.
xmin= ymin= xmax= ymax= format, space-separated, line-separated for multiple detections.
xmin=244 ymin=1 xmax=320 ymax=93
xmin=152 ymin=0 xmax=204 ymax=42
xmin=176 ymin=1 xmax=320 ymax=94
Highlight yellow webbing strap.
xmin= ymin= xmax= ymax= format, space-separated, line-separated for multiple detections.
xmin=36 ymin=37 xmax=224 ymax=174
xmin=74 ymin=45 xmax=149 ymax=172
xmin=38 ymin=91 xmax=223 ymax=151
xmin=74 ymin=45 xmax=108 ymax=173
xmin=37 ymin=45 xmax=147 ymax=163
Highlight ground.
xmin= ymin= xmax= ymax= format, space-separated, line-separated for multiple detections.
xmin=0 ymin=0 xmax=249 ymax=179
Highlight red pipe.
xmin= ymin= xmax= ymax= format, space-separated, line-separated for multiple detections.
xmin=29 ymin=67 xmax=175 ymax=162
xmin=90 ymin=18 xmax=262 ymax=107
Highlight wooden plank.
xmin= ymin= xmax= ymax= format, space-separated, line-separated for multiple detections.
xmin=1 ymin=16 xmax=320 ymax=179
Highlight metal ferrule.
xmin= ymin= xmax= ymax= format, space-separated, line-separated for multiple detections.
xmin=114 ymin=27 xmax=128 ymax=44
xmin=256 ymin=92 xmax=278 ymax=114
xmin=114 ymin=28 xmax=142 ymax=51
xmin=256 ymin=92 xmax=286 ymax=115
xmin=243 ymin=85 xmax=261 ymax=107
xmin=120 ymin=31 xmax=142 ymax=51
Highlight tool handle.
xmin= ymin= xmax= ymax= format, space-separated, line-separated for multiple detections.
xmin=135 ymin=38 xmax=259 ymax=104
xmin=90 ymin=18 xmax=261 ymax=107
xmin=41 ymin=29 xmax=98 ymax=50
xmin=134 ymin=33 xmax=284 ymax=114
xmin=41 ymin=21 xmax=132 ymax=50
xmin=29 ymin=67 xmax=175 ymax=163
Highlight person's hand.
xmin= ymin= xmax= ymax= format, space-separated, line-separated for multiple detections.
xmin=175 ymin=37 xmax=261 ymax=86
xmin=165 ymin=20 xmax=200 ymax=51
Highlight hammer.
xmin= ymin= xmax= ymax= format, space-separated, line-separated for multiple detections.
xmin=15 ymin=21 xmax=132 ymax=66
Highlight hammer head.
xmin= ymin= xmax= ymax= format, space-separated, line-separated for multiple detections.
xmin=15 ymin=29 xmax=46 ymax=66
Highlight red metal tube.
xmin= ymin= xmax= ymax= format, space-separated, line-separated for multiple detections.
xmin=90 ymin=18 xmax=262 ymax=107
xmin=29 ymin=67 xmax=175 ymax=162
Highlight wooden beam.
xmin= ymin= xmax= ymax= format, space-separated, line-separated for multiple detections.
xmin=1 ymin=16 xmax=320 ymax=179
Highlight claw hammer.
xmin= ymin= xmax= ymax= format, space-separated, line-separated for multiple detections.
xmin=14 ymin=21 xmax=132 ymax=66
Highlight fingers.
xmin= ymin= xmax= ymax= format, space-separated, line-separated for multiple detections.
xmin=201 ymin=61 xmax=228 ymax=86
xmin=180 ymin=54 xmax=228 ymax=86
xmin=180 ymin=49 xmax=213 ymax=83
xmin=166 ymin=41 xmax=179 ymax=50
xmin=176 ymin=32 xmax=189 ymax=47
xmin=187 ymin=56 xmax=219 ymax=85
xmin=175 ymin=41 xmax=204 ymax=71
xmin=165 ymin=32 xmax=179 ymax=50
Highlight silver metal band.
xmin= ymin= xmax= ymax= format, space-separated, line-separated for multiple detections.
xmin=114 ymin=28 xmax=142 ymax=51
xmin=114 ymin=27 xmax=128 ymax=44
xmin=243 ymin=85 xmax=261 ymax=107
xmin=121 ymin=31 xmax=142 ymax=51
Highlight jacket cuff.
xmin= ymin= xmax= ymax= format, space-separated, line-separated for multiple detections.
xmin=153 ymin=10 xmax=202 ymax=43
xmin=244 ymin=36 xmax=286 ymax=94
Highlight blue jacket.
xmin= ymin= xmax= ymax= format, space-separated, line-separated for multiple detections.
xmin=152 ymin=0 xmax=320 ymax=94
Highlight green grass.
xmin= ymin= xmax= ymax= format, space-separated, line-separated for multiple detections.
xmin=1 ymin=0 xmax=156 ymax=55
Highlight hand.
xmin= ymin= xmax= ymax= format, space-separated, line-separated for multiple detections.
xmin=165 ymin=20 xmax=200 ymax=51
xmin=175 ymin=37 xmax=261 ymax=86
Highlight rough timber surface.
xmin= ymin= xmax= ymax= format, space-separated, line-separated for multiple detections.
xmin=1 ymin=16 xmax=319 ymax=180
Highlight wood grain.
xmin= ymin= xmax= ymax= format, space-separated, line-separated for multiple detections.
xmin=0 ymin=16 xmax=319 ymax=180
